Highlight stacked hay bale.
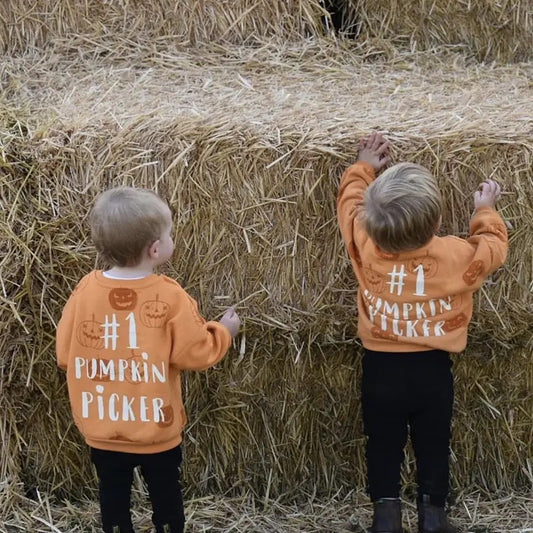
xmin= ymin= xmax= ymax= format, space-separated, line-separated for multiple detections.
xmin=330 ymin=0 xmax=533 ymax=62
xmin=0 ymin=0 xmax=327 ymax=52
xmin=0 ymin=1 xmax=532 ymax=530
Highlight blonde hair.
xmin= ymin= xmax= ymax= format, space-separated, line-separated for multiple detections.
xmin=362 ymin=162 xmax=442 ymax=252
xmin=90 ymin=187 xmax=169 ymax=267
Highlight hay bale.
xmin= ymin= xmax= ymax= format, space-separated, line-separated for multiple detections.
xmin=0 ymin=0 xmax=327 ymax=53
xmin=1 ymin=38 xmax=532 ymax=504
xmin=346 ymin=0 xmax=533 ymax=62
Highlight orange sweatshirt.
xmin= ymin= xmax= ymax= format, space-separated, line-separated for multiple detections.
xmin=56 ymin=271 xmax=231 ymax=453
xmin=337 ymin=162 xmax=508 ymax=353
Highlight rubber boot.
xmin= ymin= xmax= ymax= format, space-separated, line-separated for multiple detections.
xmin=418 ymin=501 xmax=459 ymax=533
xmin=370 ymin=498 xmax=402 ymax=533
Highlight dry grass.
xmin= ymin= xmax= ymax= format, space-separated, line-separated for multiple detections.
xmin=0 ymin=25 xmax=532 ymax=533
xmin=344 ymin=0 xmax=533 ymax=63
xmin=2 ymin=1 xmax=531 ymax=62
xmin=1 ymin=487 xmax=532 ymax=532
xmin=0 ymin=0 xmax=328 ymax=53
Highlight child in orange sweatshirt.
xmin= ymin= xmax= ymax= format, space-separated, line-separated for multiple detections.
xmin=337 ymin=133 xmax=508 ymax=533
xmin=56 ymin=187 xmax=240 ymax=533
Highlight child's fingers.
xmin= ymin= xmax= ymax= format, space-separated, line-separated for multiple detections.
xmin=376 ymin=141 xmax=390 ymax=156
xmin=374 ymin=133 xmax=384 ymax=150
xmin=367 ymin=131 xmax=377 ymax=149
xmin=488 ymin=180 xmax=501 ymax=197
xmin=483 ymin=180 xmax=501 ymax=198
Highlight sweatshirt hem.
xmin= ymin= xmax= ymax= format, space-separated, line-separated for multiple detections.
xmin=86 ymin=433 xmax=183 ymax=454
xmin=361 ymin=339 xmax=464 ymax=353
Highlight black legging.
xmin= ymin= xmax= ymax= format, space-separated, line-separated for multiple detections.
xmin=91 ymin=445 xmax=185 ymax=533
xmin=362 ymin=349 xmax=454 ymax=505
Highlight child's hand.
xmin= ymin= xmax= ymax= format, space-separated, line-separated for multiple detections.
xmin=219 ymin=306 xmax=241 ymax=338
xmin=474 ymin=180 xmax=501 ymax=210
xmin=358 ymin=131 xmax=390 ymax=172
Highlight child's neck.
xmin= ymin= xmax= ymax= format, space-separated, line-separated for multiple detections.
xmin=105 ymin=258 xmax=155 ymax=279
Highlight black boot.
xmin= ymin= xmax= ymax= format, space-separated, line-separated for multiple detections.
xmin=418 ymin=502 xmax=459 ymax=533
xmin=370 ymin=498 xmax=402 ymax=533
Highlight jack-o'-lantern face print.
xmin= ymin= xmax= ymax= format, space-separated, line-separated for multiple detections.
xmin=140 ymin=295 xmax=170 ymax=328
xmin=371 ymin=326 xmax=398 ymax=342
xmin=157 ymin=405 xmax=174 ymax=428
xmin=125 ymin=351 xmax=147 ymax=385
xmin=76 ymin=315 xmax=104 ymax=349
xmin=443 ymin=313 xmax=468 ymax=333
xmin=463 ymin=260 xmax=484 ymax=286
xmin=409 ymin=254 xmax=438 ymax=278
xmin=363 ymin=267 xmax=385 ymax=293
xmin=108 ymin=288 xmax=138 ymax=310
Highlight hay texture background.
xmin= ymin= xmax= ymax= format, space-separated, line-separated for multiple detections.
xmin=3 ymin=0 xmax=531 ymax=62
xmin=0 ymin=0 xmax=327 ymax=52
xmin=0 ymin=0 xmax=532 ymax=531
xmin=337 ymin=0 xmax=533 ymax=63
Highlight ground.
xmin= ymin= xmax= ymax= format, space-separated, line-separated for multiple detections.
xmin=2 ymin=489 xmax=532 ymax=532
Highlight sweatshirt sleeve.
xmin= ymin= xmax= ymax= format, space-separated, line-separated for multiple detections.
xmin=336 ymin=161 xmax=376 ymax=261
xmin=56 ymin=292 xmax=78 ymax=370
xmin=463 ymin=207 xmax=508 ymax=288
xmin=169 ymin=296 xmax=232 ymax=371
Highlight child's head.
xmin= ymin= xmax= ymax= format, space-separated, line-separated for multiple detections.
xmin=90 ymin=187 xmax=173 ymax=267
xmin=362 ymin=162 xmax=442 ymax=253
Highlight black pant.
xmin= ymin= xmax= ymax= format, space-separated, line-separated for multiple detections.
xmin=361 ymin=349 xmax=454 ymax=504
xmin=91 ymin=445 xmax=185 ymax=533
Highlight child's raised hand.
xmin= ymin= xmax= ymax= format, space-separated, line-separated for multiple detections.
xmin=358 ymin=131 xmax=390 ymax=172
xmin=474 ymin=180 xmax=502 ymax=210
xmin=219 ymin=306 xmax=241 ymax=338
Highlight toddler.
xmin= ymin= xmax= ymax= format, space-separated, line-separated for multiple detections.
xmin=57 ymin=187 xmax=240 ymax=533
xmin=337 ymin=132 xmax=507 ymax=533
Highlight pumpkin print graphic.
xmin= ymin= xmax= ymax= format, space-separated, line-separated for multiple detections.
xmin=125 ymin=351 xmax=147 ymax=385
xmin=108 ymin=288 xmax=138 ymax=310
xmin=371 ymin=326 xmax=398 ymax=342
xmin=363 ymin=266 xmax=385 ymax=293
xmin=408 ymin=254 xmax=438 ymax=278
xmin=157 ymin=405 xmax=174 ymax=428
xmin=443 ymin=313 xmax=468 ymax=333
xmin=90 ymin=358 xmax=113 ymax=382
xmin=463 ymin=260 xmax=484 ymax=286
xmin=76 ymin=314 xmax=104 ymax=349
xmin=140 ymin=295 xmax=170 ymax=328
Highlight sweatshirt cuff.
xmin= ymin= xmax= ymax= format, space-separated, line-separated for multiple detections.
xmin=473 ymin=206 xmax=497 ymax=215
xmin=356 ymin=161 xmax=377 ymax=178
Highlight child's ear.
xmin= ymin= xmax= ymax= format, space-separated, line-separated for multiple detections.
xmin=148 ymin=240 xmax=161 ymax=259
